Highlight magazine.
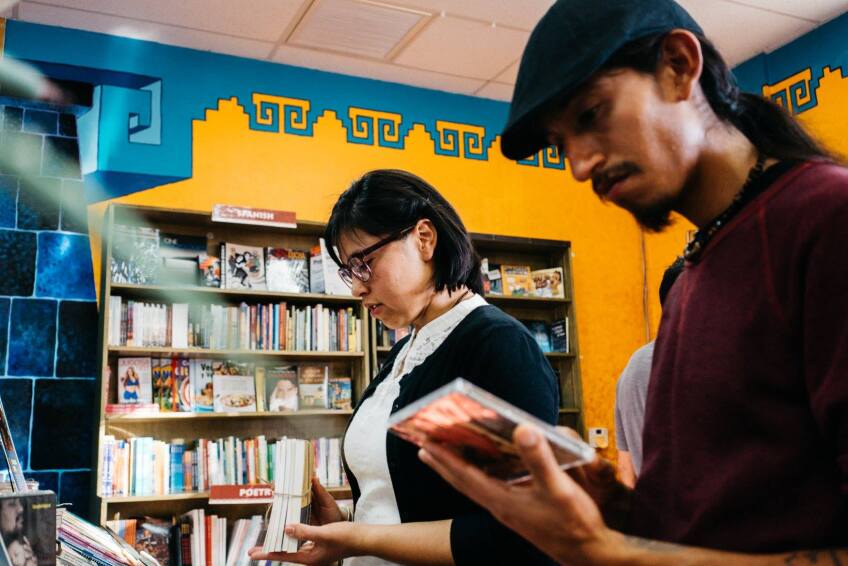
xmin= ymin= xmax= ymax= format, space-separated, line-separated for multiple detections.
xmin=117 ymin=358 xmax=153 ymax=404
xmin=387 ymin=378 xmax=595 ymax=483
xmin=223 ymin=243 xmax=266 ymax=290
xmin=266 ymin=248 xmax=309 ymax=293
xmin=0 ymin=491 xmax=56 ymax=566
xmin=530 ymin=267 xmax=565 ymax=298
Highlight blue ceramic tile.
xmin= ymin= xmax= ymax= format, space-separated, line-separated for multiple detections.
xmin=56 ymin=301 xmax=97 ymax=378
xmin=1 ymin=132 xmax=43 ymax=176
xmin=31 ymin=379 xmax=95 ymax=471
xmin=0 ymin=175 xmax=16 ymax=228
xmin=0 ymin=230 xmax=36 ymax=296
xmin=26 ymin=471 xmax=58 ymax=495
xmin=42 ymin=137 xmax=80 ymax=179
xmin=58 ymin=114 xmax=77 ymax=138
xmin=23 ymin=109 xmax=58 ymax=135
xmin=35 ymin=233 xmax=95 ymax=300
xmin=0 ymin=299 xmax=8 ymax=374
xmin=60 ymin=180 xmax=87 ymax=233
xmin=0 ymin=379 xmax=33 ymax=469
xmin=59 ymin=470 xmax=92 ymax=520
xmin=2 ymin=107 xmax=22 ymax=131
xmin=7 ymin=299 xmax=56 ymax=377
xmin=17 ymin=177 xmax=60 ymax=231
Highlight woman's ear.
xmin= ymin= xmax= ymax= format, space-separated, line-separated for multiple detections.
xmin=415 ymin=219 xmax=437 ymax=261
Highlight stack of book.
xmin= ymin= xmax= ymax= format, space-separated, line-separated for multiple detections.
xmin=108 ymin=297 xmax=363 ymax=353
xmin=58 ymin=509 xmax=157 ymax=565
xmin=262 ymin=438 xmax=313 ymax=555
xmin=101 ymin=434 xmax=346 ymax=497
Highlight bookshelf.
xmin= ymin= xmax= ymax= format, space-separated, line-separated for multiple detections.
xmin=92 ymin=203 xmax=367 ymax=525
xmin=369 ymin=232 xmax=585 ymax=435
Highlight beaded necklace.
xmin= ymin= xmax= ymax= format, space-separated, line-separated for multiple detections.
xmin=683 ymin=154 xmax=767 ymax=262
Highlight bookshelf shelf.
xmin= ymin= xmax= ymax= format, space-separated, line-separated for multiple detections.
xmin=107 ymin=346 xmax=365 ymax=359
xmin=94 ymin=203 xmax=370 ymax=525
xmin=375 ymin=346 xmax=392 ymax=353
xmin=484 ymin=294 xmax=570 ymax=305
xmin=110 ymin=283 xmax=360 ymax=305
xmin=545 ymin=352 xmax=575 ymax=359
xmin=106 ymin=409 xmax=354 ymax=423
xmin=559 ymin=408 xmax=581 ymax=414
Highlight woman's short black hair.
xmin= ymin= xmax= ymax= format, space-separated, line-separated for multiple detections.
xmin=324 ymin=169 xmax=483 ymax=295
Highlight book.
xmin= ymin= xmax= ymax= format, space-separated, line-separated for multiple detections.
xmin=309 ymin=238 xmax=351 ymax=296
xmin=223 ymin=243 xmax=266 ymax=290
xmin=174 ymin=358 xmax=193 ymax=412
xmin=199 ymin=254 xmax=221 ymax=288
xmin=192 ymin=359 xmax=214 ymax=413
xmin=212 ymin=362 xmax=257 ymax=413
xmin=523 ymin=320 xmax=553 ymax=353
xmin=298 ymin=364 xmax=329 ymax=409
xmin=262 ymin=439 xmax=313 ymax=555
xmin=500 ymin=265 xmax=533 ymax=296
xmin=110 ymin=224 xmax=160 ymax=285
xmin=135 ymin=517 xmax=172 ymax=566
xmin=387 ymin=378 xmax=595 ymax=483
xmin=531 ymin=267 xmax=565 ymax=298
xmin=266 ymin=248 xmax=309 ymax=293
xmin=551 ymin=319 xmax=569 ymax=353
xmin=118 ymin=357 xmax=153 ymax=404
xmin=0 ymin=491 xmax=56 ymax=566
xmin=329 ymin=377 xmax=352 ymax=410
xmin=158 ymin=232 xmax=208 ymax=287
xmin=265 ymin=366 xmax=299 ymax=412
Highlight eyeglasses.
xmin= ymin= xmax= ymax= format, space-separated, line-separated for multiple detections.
xmin=337 ymin=226 xmax=415 ymax=287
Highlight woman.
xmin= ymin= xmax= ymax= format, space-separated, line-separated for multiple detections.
xmin=250 ymin=170 xmax=559 ymax=565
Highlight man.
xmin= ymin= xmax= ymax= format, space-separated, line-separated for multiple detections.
xmin=420 ymin=0 xmax=848 ymax=563
xmin=615 ymin=259 xmax=683 ymax=487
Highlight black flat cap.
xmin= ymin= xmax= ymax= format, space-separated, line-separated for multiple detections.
xmin=501 ymin=0 xmax=703 ymax=160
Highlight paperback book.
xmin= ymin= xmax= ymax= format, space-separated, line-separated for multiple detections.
xmin=387 ymin=378 xmax=595 ymax=483
xmin=117 ymin=357 xmax=153 ymax=404
xmin=223 ymin=243 xmax=266 ymax=290
xmin=110 ymin=224 xmax=160 ymax=285
xmin=265 ymin=366 xmax=299 ymax=412
xmin=0 ymin=491 xmax=56 ymax=566
xmin=266 ymin=248 xmax=309 ymax=293
xmin=530 ymin=267 xmax=565 ymax=298
xmin=298 ymin=364 xmax=329 ymax=409
xmin=192 ymin=359 xmax=215 ymax=413
xmin=158 ymin=232 xmax=208 ymax=287
xmin=198 ymin=254 xmax=221 ymax=288
xmin=212 ymin=362 xmax=257 ymax=413
xmin=261 ymin=438 xmax=313 ymax=555
xmin=500 ymin=265 xmax=533 ymax=296
xmin=522 ymin=320 xmax=553 ymax=353
xmin=329 ymin=377 xmax=352 ymax=410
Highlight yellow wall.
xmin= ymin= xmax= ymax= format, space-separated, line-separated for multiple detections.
xmin=88 ymin=97 xmax=653 ymax=456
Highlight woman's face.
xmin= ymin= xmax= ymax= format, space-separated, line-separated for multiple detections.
xmin=338 ymin=221 xmax=436 ymax=330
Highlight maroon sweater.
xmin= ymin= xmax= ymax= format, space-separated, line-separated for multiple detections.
xmin=630 ymin=161 xmax=848 ymax=552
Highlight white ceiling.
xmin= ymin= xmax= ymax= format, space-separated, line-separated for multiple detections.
xmin=3 ymin=0 xmax=847 ymax=101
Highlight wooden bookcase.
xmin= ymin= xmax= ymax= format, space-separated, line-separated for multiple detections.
xmin=91 ymin=204 xmax=367 ymax=524
xmin=369 ymin=232 xmax=585 ymax=435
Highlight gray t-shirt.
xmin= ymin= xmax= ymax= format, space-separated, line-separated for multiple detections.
xmin=614 ymin=341 xmax=654 ymax=475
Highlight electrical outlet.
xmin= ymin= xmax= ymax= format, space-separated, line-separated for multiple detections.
xmin=588 ymin=427 xmax=609 ymax=449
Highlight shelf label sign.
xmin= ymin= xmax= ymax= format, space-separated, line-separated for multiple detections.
xmin=209 ymin=484 xmax=273 ymax=504
xmin=212 ymin=205 xmax=297 ymax=228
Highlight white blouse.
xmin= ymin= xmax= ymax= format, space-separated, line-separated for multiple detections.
xmin=343 ymin=294 xmax=487 ymax=566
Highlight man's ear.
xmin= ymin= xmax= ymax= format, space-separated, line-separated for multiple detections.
xmin=414 ymin=219 xmax=437 ymax=261
xmin=656 ymin=29 xmax=703 ymax=101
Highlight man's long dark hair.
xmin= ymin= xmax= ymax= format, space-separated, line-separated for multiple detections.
xmin=603 ymin=33 xmax=833 ymax=162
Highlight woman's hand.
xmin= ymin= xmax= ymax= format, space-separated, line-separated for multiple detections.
xmin=310 ymin=476 xmax=345 ymax=525
xmin=248 ymin=521 xmax=361 ymax=565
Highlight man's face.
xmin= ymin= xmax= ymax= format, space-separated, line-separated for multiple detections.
xmin=544 ymin=65 xmax=703 ymax=231
xmin=0 ymin=499 xmax=23 ymax=535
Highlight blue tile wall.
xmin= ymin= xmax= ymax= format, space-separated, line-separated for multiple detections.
xmin=8 ymin=299 xmax=57 ymax=377
xmin=36 ymin=232 xmax=95 ymax=300
xmin=0 ymin=103 xmax=96 ymax=519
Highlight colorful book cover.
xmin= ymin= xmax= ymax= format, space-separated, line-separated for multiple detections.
xmin=265 ymin=366 xmax=299 ymax=412
xmin=551 ymin=319 xmax=569 ymax=353
xmin=530 ymin=267 xmax=565 ymax=298
xmin=298 ymin=364 xmax=328 ymax=409
xmin=266 ymin=248 xmax=309 ymax=293
xmin=223 ymin=243 xmax=266 ymax=290
xmin=110 ymin=224 xmax=160 ymax=285
xmin=135 ymin=517 xmax=172 ymax=566
xmin=198 ymin=254 xmax=221 ymax=288
xmin=500 ymin=265 xmax=533 ymax=296
xmin=117 ymin=357 xmax=153 ymax=404
xmin=212 ymin=361 xmax=257 ymax=412
xmin=159 ymin=358 xmax=176 ymax=412
xmin=522 ymin=320 xmax=553 ymax=353
xmin=174 ymin=358 xmax=192 ymax=412
xmin=192 ymin=359 xmax=214 ymax=413
xmin=0 ymin=491 xmax=56 ymax=566
xmin=158 ymin=232 xmax=208 ymax=287
xmin=329 ymin=377 xmax=352 ymax=410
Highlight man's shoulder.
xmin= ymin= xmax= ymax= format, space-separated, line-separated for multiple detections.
xmin=770 ymin=160 xmax=848 ymax=207
xmin=617 ymin=341 xmax=654 ymax=393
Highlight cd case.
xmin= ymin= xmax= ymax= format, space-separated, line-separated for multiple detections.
xmin=387 ymin=378 xmax=595 ymax=483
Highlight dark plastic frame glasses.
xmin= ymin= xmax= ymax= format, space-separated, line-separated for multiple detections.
xmin=337 ymin=225 xmax=415 ymax=287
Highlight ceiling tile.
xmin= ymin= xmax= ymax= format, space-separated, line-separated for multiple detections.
xmin=21 ymin=0 xmax=306 ymax=41
xmin=19 ymin=2 xmax=276 ymax=59
xmin=394 ymin=15 xmax=529 ymax=80
xmin=475 ymin=82 xmax=514 ymax=102
xmin=716 ymin=0 xmax=848 ymax=22
xmin=272 ymin=43 xmax=486 ymax=95
xmin=386 ymin=0 xmax=555 ymax=31
xmin=678 ymin=0 xmax=818 ymax=65
xmin=494 ymin=60 xmax=519 ymax=84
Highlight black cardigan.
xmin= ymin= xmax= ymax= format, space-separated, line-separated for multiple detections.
xmin=342 ymin=305 xmax=559 ymax=565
